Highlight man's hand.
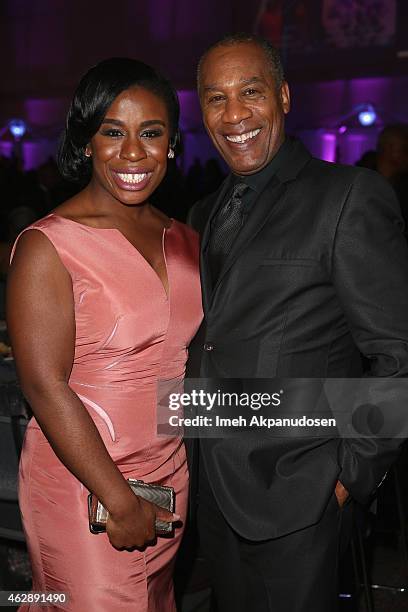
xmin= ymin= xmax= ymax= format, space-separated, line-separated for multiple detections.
xmin=334 ymin=480 xmax=350 ymax=508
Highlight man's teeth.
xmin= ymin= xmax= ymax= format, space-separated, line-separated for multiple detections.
xmin=117 ymin=173 xmax=148 ymax=184
xmin=226 ymin=129 xmax=261 ymax=143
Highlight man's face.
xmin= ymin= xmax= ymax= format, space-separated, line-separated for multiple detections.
xmin=199 ymin=42 xmax=290 ymax=175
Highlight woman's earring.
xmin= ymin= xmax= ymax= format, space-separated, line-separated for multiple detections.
xmin=167 ymin=149 xmax=175 ymax=159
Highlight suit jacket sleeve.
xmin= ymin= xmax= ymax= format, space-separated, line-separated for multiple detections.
xmin=332 ymin=169 xmax=408 ymax=503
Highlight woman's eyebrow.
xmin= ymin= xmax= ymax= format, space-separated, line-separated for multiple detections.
xmin=101 ymin=118 xmax=166 ymax=127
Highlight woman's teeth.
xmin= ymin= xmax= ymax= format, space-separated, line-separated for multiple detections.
xmin=117 ymin=172 xmax=148 ymax=184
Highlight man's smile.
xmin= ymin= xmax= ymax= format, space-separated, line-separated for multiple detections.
xmin=225 ymin=128 xmax=262 ymax=144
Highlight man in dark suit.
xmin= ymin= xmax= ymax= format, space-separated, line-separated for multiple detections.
xmin=187 ymin=33 xmax=408 ymax=611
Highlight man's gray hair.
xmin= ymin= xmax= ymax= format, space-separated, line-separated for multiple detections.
xmin=197 ymin=32 xmax=285 ymax=94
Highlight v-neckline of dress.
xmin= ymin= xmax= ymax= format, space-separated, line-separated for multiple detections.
xmin=48 ymin=213 xmax=172 ymax=301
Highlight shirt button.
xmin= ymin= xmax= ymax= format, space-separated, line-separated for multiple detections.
xmin=204 ymin=342 xmax=214 ymax=351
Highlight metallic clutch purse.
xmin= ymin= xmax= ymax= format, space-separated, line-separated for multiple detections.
xmin=88 ymin=478 xmax=175 ymax=535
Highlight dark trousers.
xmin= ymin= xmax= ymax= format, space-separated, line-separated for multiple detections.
xmin=198 ymin=457 xmax=353 ymax=612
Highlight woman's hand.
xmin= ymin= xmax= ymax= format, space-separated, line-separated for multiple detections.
xmin=106 ymin=493 xmax=179 ymax=549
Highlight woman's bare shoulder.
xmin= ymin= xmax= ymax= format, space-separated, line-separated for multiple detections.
xmin=52 ymin=194 xmax=114 ymax=228
xmin=10 ymin=228 xmax=66 ymax=277
xmin=52 ymin=193 xmax=89 ymax=222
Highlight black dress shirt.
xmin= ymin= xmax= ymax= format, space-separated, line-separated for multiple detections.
xmin=232 ymin=137 xmax=291 ymax=217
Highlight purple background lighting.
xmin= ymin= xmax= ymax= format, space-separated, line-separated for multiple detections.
xmin=1 ymin=76 xmax=406 ymax=171
xmin=0 ymin=1 xmax=407 ymax=170
xmin=158 ymin=75 xmax=408 ymax=168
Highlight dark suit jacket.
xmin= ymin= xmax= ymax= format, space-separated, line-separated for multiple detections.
xmin=187 ymin=138 xmax=408 ymax=540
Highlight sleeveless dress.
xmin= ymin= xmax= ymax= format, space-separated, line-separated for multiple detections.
xmin=14 ymin=213 xmax=203 ymax=611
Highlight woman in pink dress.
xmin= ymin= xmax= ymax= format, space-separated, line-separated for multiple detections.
xmin=7 ymin=58 xmax=203 ymax=611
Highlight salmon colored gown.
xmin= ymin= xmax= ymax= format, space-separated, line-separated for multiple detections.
xmin=14 ymin=213 xmax=203 ymax=611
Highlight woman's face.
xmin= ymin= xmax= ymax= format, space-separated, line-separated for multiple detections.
xmin=87 ymin=86 xmax=170 ymax=206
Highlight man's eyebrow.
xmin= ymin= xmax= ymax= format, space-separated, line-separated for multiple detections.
xmin=101 ymin=118 xmax=166 ymax=128
xmin=202 ymin=85 xmax=220 ymax=93
xmin=202 ymin=76 xmax=264 ymax=92
xmin=240 ymin=76 xmax=263 ymax=85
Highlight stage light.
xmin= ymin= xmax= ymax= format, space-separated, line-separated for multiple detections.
xmin=9 ymin=119 xmax=27 ymax=139
xmin=358 ymin=105 xmax=376 ymax=127
xmin=338 ymin=125 xmax=347 ymax=134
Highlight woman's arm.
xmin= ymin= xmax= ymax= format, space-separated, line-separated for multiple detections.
xmin=7 ymin=229 xmax=175 ymax=548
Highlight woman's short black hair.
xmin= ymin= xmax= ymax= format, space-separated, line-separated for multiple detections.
xmin=58 ymin=57 xmax=180 ymax=183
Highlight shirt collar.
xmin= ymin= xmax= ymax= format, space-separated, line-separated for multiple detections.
xmin=233 ymin=137 xmax=290 ymax=194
